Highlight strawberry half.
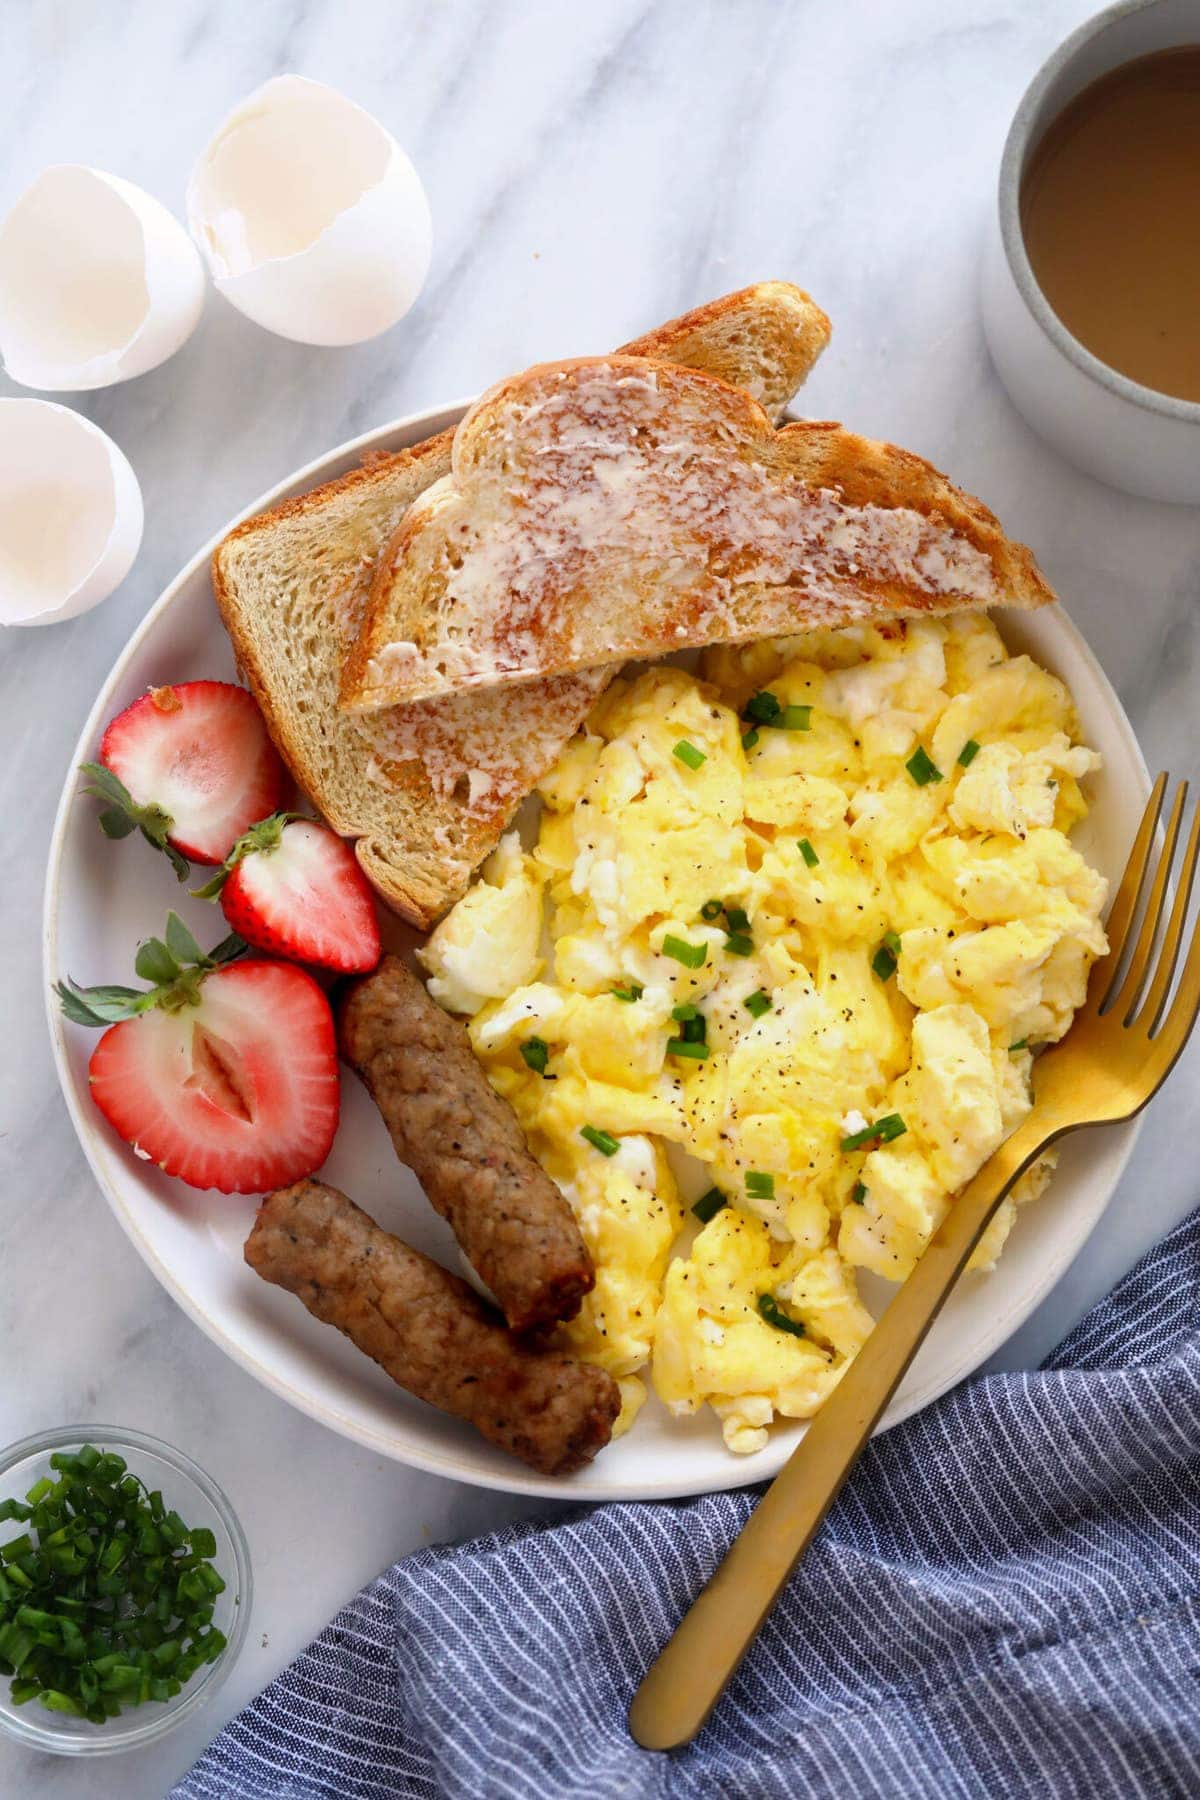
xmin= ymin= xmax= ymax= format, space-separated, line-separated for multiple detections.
xmin=83 ymin=680 xmax=289 ymax=874
xmin=57 ymin=915 xmax=339 ymax=1195
xmin=210 ymin=815 xmax=381 ymax=974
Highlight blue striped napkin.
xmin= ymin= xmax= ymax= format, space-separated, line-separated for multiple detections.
xmin=175 ymin=1208 xmax=1200 ymax=1799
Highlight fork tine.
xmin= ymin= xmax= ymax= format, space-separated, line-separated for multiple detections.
xmin=1137 ymin=794 xmax=1200 ymax=1035
xmin=1096 ymin=772 xmax=1167 ymax=1012
xmin=1152 ymin=910 xmax=1200 ymax=1076
xmin=1107 ymin=780 xmax=1185 ymax=1021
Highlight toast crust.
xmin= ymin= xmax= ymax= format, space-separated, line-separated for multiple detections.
xmin=344 ymin=356 xmax=1055 ymax=712
xmin=212 ymin=285 xmax=831 ymax=927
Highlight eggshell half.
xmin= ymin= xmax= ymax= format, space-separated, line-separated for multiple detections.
xmin=0 ymin=400 xmax=144 ymax=626
xmin=0 ymin=166 xmax=205 ymax=392
xmin=187 ymin=75 xmax=432 ymax=346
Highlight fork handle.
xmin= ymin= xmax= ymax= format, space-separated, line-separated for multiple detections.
xmin=628 ymin=1113 xmax=1051 ymax=1752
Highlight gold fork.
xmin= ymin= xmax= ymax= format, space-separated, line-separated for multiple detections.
xmin=630 ymin=773 xmax=1200 ymax=1752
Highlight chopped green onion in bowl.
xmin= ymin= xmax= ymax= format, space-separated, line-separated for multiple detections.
xmin=0 ymin=1427 xmax=249 ymax=1755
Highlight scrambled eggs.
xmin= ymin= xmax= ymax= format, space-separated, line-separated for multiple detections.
xmin=421 ymin=615 xmax=1107 ymax=1453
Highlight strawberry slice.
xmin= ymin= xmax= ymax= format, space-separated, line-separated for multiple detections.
xmin=211 ymin=815 xmax=381 ymax=974
xmin=57 ymin=915 xmax=339 ymax=1195
xmin=83 ymin=681 xmax=289 ymax=873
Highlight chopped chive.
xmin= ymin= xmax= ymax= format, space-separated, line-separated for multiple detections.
xmin=745 ymin=1171 xmax=775 ymax=1199
xmin=0 ymin=1443 xmax=230 ymax=1722
xmin=798 ymin=838 xmax=819 ymax=868
xmin=669 ymin=1005 xmax=706 ymax=1043
xmin=700 ymin=899 xmax=724 ymax=921
xmin=667 ymin=1038 xmax=710 ymax=1060
xmin=743 ymin=989 xmax=772 ymax=1018
xmin=741 ymin=728 xmax=760 ymax=752
xmin=780 ymin=704 xmax=812 ymax=731
xmin=1009 ymin=1038 xmax=1029 ymax=1052
xmin=610 ymin=982 xmax=643 ymax=1002
xmin=906 ymin=746 xmax=943 ymax=787
xmin=725 ymin=933 xmax=754 ymax=957
xmin=851 ymin=1181 xmax=867 ymax=1204
xmin=840 ymin=1112 xmax=908 ymax=1152
xmin=871 ymin=939 xmax=898 ymax=982
xmin=724 ymin=906 xmax=751 ymax=935
xmin=882 ymin=929 xmax=901 ymax=955
xmin=957 ymin=738 xmax=981 ymax=768
xmin=692 ymin=1187 xmax=727 ymax=1223
xmin=519 ymin=1037 xmax=552 ymax=1077
xmin=662 ymin=934 xmax=707 ymax=969
xmin=744 ymin=690 xmax=782 ymax=725
xmin=673 ymin=739 xmax=707 ymax=770
xmin=757 ymin=1294 xmax=806 ymax=1337
xmin=580 ymin=1125 xmax=620 ymax=1157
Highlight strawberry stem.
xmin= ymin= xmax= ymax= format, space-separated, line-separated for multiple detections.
xmin=189 ymin=812 xmax=305 ymax=900
xmin=79 ymin=763 xmax=190 ymax=882
xmin=55 ymin=914 xmax=247 ymax=1027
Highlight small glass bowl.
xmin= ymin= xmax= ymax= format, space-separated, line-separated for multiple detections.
xmin=0 ymin=1425 xmax=251 ymax=1757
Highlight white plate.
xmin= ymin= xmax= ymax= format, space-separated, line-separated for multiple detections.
xmin=44 ymin=402 xmax=1150 ymax=1501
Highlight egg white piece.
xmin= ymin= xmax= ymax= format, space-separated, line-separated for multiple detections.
xmin=0 ymin=400 xmax=143 ymax=626
xmin=188 ymin=75 xmax=432 ymax=346
xmin=0 ymin=165 xmax=205 ymax=392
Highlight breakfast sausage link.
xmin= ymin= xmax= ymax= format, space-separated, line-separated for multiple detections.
xmin=245 ymin=1180 xmax=618 ymax=1478
xmin=337 ymin=956 xmax=593 ymax=1333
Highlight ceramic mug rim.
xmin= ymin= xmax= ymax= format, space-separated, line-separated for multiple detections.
xmin=999 ymin=0 xmax=1200 ymax=425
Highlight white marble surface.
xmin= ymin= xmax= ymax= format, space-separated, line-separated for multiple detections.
xmin=2 ymin=0 xmax=1199 ymax=1792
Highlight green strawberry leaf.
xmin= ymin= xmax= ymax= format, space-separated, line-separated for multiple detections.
xmin=160 ymin=840 xmax=192 ymax=884
xmin=54 ymin=981 xmax=152 ymax=1027
xmin=79 ymin=761 xmax=187 ymax=879
xmin=190 ymin=867 xmax=230 ymax=901
xmin=97 ymin=807 xmax=138 ymax=841
xmin=164 ymin=913 xmax=205 ymax=967
xmin=135 ymin=937 xmax=181 ymax=986
xmin=56 ymin=920 xmax=251 ymax=1030
xmin=206 ymin=932 xmax=248 ymax=967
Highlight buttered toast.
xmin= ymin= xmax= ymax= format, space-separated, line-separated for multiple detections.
xmin=213 ymin=285 xmax=831 ymax=928
xmin=344 ymin=357 xmax=1055 ymax=712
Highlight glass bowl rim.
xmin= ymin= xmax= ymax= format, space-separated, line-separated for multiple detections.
xmin=0 ymin=1423 xmax=252 ymax=1757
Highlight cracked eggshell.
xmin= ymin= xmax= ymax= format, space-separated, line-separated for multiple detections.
xmin=0 ymin=165 xmax=205 ymax=392
xmin=0 ymin=400 xmax=143 ymax=627
xmin=187 ymin=75 xmax=432 ymax=347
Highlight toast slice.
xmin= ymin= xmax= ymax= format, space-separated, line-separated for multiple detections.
xmin=213 ymin=284 xmax=830 ymax=928
xmin=344 ymin=357 xmax=1056 ymax=712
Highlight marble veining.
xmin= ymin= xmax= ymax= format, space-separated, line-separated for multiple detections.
xmin=2 ymin=1 xmax=1199 ymax=1791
